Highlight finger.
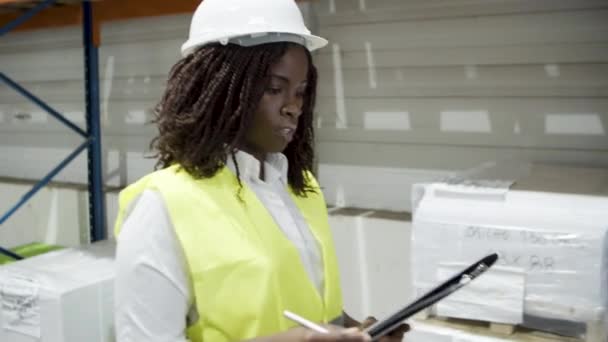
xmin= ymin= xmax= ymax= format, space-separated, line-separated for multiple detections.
xmin=358 ymin=316 xmax=377 ymax=330
xmin=387 ymin=323 xmax=409 ymax=337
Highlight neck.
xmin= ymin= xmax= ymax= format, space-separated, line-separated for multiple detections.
xmin=237 ymin=142 xmax=266 ymax=163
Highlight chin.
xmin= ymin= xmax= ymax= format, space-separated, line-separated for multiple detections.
xmin=268 ymin=142 xmax=289 ymax=154
xmin=273 ymin=146 xmax=288 ymax=154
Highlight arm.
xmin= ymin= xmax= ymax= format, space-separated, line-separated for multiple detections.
xmin=244 ymin=329 xmax=306 ymax=341
xmin=244 ymin=327 xmax=370 ymax=342
xmin=115 ymin=190 xmax=192 ymax=342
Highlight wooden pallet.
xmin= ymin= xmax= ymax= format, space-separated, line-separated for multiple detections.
xmin=412 ymin=310 xmax=606 ymax=342
xmin=413 ymin=316 xmax=583 ymax=342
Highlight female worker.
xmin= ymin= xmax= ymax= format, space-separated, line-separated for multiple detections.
xmin=114 ymin=0 xmax=409 ymax=341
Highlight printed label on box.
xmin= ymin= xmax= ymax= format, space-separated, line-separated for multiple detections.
xmin=0 ymin=272 xmax=41 ymax=338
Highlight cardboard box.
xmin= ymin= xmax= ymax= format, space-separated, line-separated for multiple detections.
xmin=411 ymin=163 xmax=608 ymax=338
xmin=0 ymin=240 xmax=115 ymax=342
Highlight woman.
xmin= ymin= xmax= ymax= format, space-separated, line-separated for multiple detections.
xmin=114 ymin=0 xmax=408 ymax=341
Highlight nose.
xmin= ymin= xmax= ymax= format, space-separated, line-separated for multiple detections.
xmin=281 ymin=102 xmax=302 ymax=120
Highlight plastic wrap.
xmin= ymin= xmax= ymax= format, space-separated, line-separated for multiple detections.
xmin=0 ymin=241 xmax=115 ymax=342
xmin=411 ymin=163 xmax=608 ymax=339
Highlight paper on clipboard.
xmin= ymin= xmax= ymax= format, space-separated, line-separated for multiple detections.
xmin=435 ymin=263 xmax=525 ymax=324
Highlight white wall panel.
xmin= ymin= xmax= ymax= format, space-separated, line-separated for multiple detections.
xmin=318 ymin=11 xmax=608 ymax=50
xmin=102 ymin=14 xmax=189 ymax=44
xmin=0 ymin=184 xmax=84 ymax=248
xmin=0 ymin=77 xmax=165 ymax=104
xmin=315 ymin=98 xmax=608 ymax=151
xmin=319 ymin=164 xmax=452 ymax=212
xmin=316 ymin=98 xmax=608 ymax=127
xmin=1 ymin=4 xmax=607 ymax=214
xmin=1 ymin=48 xmax=84 ymax=83
xmin=315 ymin=44 xmax=608 ymax=69
xmin=0 ymin=145 xmax=87 ymax=183
xmin=316 ymin=0 xmax=608 ymax=25
xmin=0 ymin=26 xmax=81 ymax=52
xmin=0 ymin=181 xmax=120 ymax=248
xmin=100 ymin=39 xmax=182 ymax=78
xmin=318 ymin=141 xmax=608 ymax=170
xmin=317 ymin=64 xmax=608 ymax=98
xmin=0 ymin=14 xmax=187 ymax=186
xmin=313 ymin=0 xmax=608 ymax=211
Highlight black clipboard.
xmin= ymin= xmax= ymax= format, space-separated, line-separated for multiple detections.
xmin=364 ymin=253 xmax=498 ymax=340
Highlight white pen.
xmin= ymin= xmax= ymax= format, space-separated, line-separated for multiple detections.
xmin=283 ymin=310 xmax=330 ymax=334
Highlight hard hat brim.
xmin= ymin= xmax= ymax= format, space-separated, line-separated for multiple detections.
xmin=181 ymin=32 xmax=329 ymax=57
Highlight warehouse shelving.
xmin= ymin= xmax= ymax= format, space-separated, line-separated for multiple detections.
xmin=0 ymin=0 xmax=105 ymax=260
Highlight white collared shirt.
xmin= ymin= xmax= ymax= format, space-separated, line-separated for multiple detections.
xmin=115 ymin=151 xmax=324 ymax=342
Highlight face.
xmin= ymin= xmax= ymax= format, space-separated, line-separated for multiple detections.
xmin=242 ymin=46 xmax=310 ymax=160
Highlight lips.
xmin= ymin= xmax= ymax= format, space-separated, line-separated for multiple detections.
xmin=278 ymin=127 xmax=296 ymax=142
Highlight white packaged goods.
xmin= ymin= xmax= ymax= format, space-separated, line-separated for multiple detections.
xmin=411 ymin=163 xmax=608 ymax=339
xmin=0 ymin=241 xmax=115 ymax=342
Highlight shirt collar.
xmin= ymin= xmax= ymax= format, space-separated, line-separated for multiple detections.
xmin=226 ymin=149 xmax=288 ymax=186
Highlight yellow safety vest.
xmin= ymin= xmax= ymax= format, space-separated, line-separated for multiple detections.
xmin=114 ymin=164 xmax=343 ymax=341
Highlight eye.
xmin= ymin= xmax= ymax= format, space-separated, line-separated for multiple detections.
xmin=265 ymin=87 xmax=282 ymax=95
xmin=295 ymin=86 xmax=307 ymax=98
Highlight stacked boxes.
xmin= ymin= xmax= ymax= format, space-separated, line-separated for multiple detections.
xmin=411 ymin=163 xmax=608 ymax=340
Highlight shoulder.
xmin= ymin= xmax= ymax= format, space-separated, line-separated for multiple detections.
xmin=118 ymin=189 xmax=173 ymax=243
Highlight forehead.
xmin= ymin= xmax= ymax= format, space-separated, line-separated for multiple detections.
xmin=269 ymin=46 xmax=309 ymax=81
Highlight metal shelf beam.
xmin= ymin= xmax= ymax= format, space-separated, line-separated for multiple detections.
xmin=83 ymin=0 xmax=106 ymax=243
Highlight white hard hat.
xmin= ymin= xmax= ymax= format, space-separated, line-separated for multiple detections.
xmin=181 ymin=0 xmax=328 ymax=56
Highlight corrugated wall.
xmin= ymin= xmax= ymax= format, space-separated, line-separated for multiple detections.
xmin=1 ymin=1 xmax=607 ymax=213
xmin=313 ymin=0 xmax=608 ymax=211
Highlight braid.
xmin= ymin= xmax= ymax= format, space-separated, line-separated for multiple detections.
xmin=151 ymin=42 xmax=317 ymax=195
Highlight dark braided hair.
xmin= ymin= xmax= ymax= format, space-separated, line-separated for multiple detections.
xmin=150 ymin=42 xmax=317 ymax=196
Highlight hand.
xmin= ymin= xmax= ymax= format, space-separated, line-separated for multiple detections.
xmin=359 ymin=317 xmax=409 ymax=342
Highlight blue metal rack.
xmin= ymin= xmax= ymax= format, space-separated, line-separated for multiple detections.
xmin=0 ymin=0 xmax=107 ymax=260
